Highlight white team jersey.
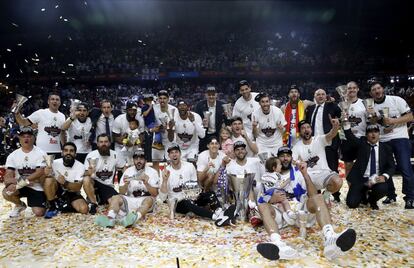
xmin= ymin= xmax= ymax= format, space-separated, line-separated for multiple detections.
xmin=84 ymin=150 xmax=124 ymax=187
xmin=165 ymin=161 xmax=199 ymax=201
xmin=120 ymin=166 xmax=160 ymax=197
xmin=292 ymin=135 xmax=331 ymax=172
xmin=28 ymin=109 xmax=65 ymax=153
xmin=232 ymin=92 xmax=260 ymax=138
xmin=6 ymin=146 xmax=47 ymax=191
xmin=52 ymin=158 xmax=85 ymax=183
xmin=67 ymin=118 xmax=92 ymax=154
xmin=173 ymin=112 xmax=205 ymax=151
xmin=196 ymin=150 xmax=226 ymax=173
xmin=374 ymin=95 xmax=411 ymax=142
xmin=112 ymin=113 xmax=145 ymax=152
xmin=348 ymin=99 xmax=367 ymax=138
xmin=153 ymin=103 xmax=177 ymax=145
xmin=226 ymin=157 xmax=264 ymax=183
xmin=253 ymin=106 xmax=287 ymax=149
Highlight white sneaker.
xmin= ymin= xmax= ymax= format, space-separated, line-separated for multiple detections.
xmin=9 ymin=203 xmax=27 ymax=218
xmin=282 ymin=211 xmax=297 ymax=226
xmin=257 ymin=240 xmax=298 ymax=260
xmin=323 ymin=228 xmax=356 ymax=260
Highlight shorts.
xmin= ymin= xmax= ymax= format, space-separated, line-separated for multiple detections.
xmin=94 ymin=180 xmax=118 ymax=205
xmin=152 ymin=147 xmax=167 ymax=162
xmin=340 ymin=139 xmax=358 ymax=162
xmin=257 ymin=143 xmax=281 ymax=156
xmin=118 ymin=195 xmax=155 ymax=218
xmin=308 ymin=170 xmax=338 ymax=191
xmin=56 ymin=187 xmax=86 ymax=212
xmin=180 ymin=147 xmax=198 ymax=162
xmin=18 ymin=187 xmax=46 ymax=208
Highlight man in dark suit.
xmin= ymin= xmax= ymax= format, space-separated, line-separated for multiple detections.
xmin=306 ymin=89 xmax=341 ymax=201
xmin=194 ymin=86 xmax=225 ymax=152
xmin=344 ymin=123 xmax=395 ymax=209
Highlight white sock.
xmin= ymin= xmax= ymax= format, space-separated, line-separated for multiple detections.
xmin=323 ymin=224 xmax=334 ymax=237
xmin=107 ymin=210 xmax=117 ymax=219
xmin=270 ymin=233 xmax=281 ymax=243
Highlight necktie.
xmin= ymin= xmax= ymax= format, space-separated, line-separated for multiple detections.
xmin=311 ymin=105 xmax=320 ymax=134
xmin=105 ymin=117 xmax=111 ymax=137
xmin=370 ymin=145 xmax=376 ymax=176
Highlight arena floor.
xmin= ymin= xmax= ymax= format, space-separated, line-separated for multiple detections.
xmin=0 ymin=177 xmax=413 ymax=268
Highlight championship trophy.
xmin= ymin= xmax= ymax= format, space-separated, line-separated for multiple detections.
xmin=336 ymin=85 xmax=350 ymax=122
xmin=69 ymin=99 xmax=82 ymax=118
xmin=298 ymin=210 xmax=308 ymax=239
xmin=258 ymin=152 xmax=269 ymax=164
xmin=11 ymin=94 xmax=28 ymax=113
xmin=363 ymin=98 xmax=375 ymax=120
xmin=203 ymin=111 xmax=212 ymax=129
xmin=222 ymin=103 xmax=233 ymax=120
xmin=228 ymin=173 xmax=255 ymax=222
xmin=87 ymin=157 xmax=98 ymax=177
xmin=15 ymin=174 xmax=30 ymax=190
xmin=168 ymin=198 xmax=178 ymax=220
xmin=380 ymin=107 xmax=390 ymax=128
xmin=43 ymin=155 xmax=55 ymax=179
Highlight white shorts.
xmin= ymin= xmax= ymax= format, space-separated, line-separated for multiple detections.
xmin=180 ymin=147 xmax=198 ymax=162
xmin=152 ymin=148 xmax=167 ymax=162
xmin=118 ymin=195 xmax=155 ymax=218
xmin=257 ymin=143 xmax=281 ymax=156
xmin=308 ymin=170 xmax=338 ymax=190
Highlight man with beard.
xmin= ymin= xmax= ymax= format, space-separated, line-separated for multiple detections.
xmin=292 ymin=119 xmax=343 ymax=197
xmin=281 ymin=85 xmax=313 ymax=148
xmin=151 ymin=90 xmax=178 ymax=172
xmin=256 ymin=147 xmax=357 ymax=261
xmin=112 ymin=101 xmax=145 ymax=165
xmin=15 ymin=92 xmax=66 ymax=158
xmin=158 ymin=144 xmax=236 ymax=226
xmin=62 ymin=103 xmax=92 ymax=163
xmin=2 ymin=126 xmax=47 ymax=217
xmin=83 ymin=134 xmax=124 ymax=214
xmin=252 ymin=93 xmax=287 ymax=155
xmin=230 ymin=117 xmax=258 ymax=157
xmin=43 ymin=142 xmax=89 ymax=218
xmin=232 ymin=80 xmax=260 ymax=139
xmin=95 ymin=149 xmax=159 ymax=228
xmin=369 ymin=81 xmax=414 ymax=208
xmin=169 ymin=100 xmax=205 ymax=162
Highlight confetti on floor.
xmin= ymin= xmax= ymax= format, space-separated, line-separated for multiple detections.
xmin=0 ymin=177 xmax=413 ymax=267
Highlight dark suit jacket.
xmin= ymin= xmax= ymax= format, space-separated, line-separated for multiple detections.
xmin=344 ymin=128 xmax=395 ymax=185
xmin=88 ymin=107 xmax=122 ymax=144
xmin=194 ymin=99 xmax=225 ymax=133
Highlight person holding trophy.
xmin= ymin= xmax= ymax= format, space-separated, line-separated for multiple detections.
xmin=2 ymin=126 xmax=47 ymax=217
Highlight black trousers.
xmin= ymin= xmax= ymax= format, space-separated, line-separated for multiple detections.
xmin=175 ymin=191 xmax=221 ymax=219
xmin=346 ymin=180 xmax=388 ymax=208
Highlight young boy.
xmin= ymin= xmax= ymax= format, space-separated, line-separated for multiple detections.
xmin=141 ymin=95 xmax=163 ymax=150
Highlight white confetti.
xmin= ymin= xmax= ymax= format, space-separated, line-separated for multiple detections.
xmin=68 ymin=64 xmax=74 ymax=67
xmin=17 ymin=43 xmax=22 ymax=46
xmin=60 ymin=16 xmax=63 ymax=19
xmin=11 ymin=22 xmax=19 ymax=27
xmin=61 ymin=71 xmax=66 ymax=74
xmin=35 ymin=53 xmax=38 ymax=57
xmin=19 ymin=69 xmax=23 ymax=74
xmin=55 ymin=5 xmax=59 ymax=8
xmin=24 ymin=59 xmax=28 ymax=63
xmin=138 ymin=40 xmax=143 ymax=43
xmin=33 ymin=70 xmax=39 ymax=74
xmin=6 ymin=48 xmax=11 ymax=52
xmin=84 ymin=1 xmax=88 ymax=5
xmin=64 ymin=18 xmax=68 ymax=22
xmin=41 ymin=8 xmax=46 ymax=12
xmin=3 ymin=63 xmax=6 ymax=69
xmin=50 ymin=56 xmax=54 ymax=60
xmin=6 ymin=74 xmax=10 ymax=78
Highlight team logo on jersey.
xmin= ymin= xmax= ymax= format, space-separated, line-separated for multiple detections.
xmin=44 ymin=125 xmax=61 ymax=137
xmin=64 ymin=171 xmax=68 ymax=177
xmin=348 ymin=116 xmax=362 ymax=127
xmin=261 ymin=127 xmax=276 ymax=137
xmin=306 ymin=156 xmax=320 ymax=168
xmin=24 ymin=156 xmax=29 ymax=162
xmin=18 ymin=166 xmax=36 ymax=177
xmin=247 ymin=114 xmax=252 ymax=121
xmin=177 ymin=133 xmax=193 ymax=142
xmin=96 ymin=169 xmax=113 ymax=180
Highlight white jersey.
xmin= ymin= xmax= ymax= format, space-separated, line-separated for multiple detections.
xmin=173 ymin=112 xmax=205 ymax=151
xmin=226 ymin=157 xmax=264 ymax=183
xmin=67 ymin=118 xmax=92 ymax=154
xmin=232 ymin=92 xmax=260 ymax=138
xmin=231 ymin=135 xmax=256 ymax=157
xmin=6 ymin=146 xmax=47 ymax=191
xmin=52 ymin=158 xmax=85 ymax=183
xmin=348 ymin=99 xmax=367 ymax=138
xmin=196 ymin=150 xmax=226 ymax=174
xmin=120 ymin=166 xmax=160 ymax=197
xmin=165 ymin=161 xmax=199 ymax=201
xmin=84 ymin=150 xmax=124 ymax=187
xmin=112 ymin=113 xmax=144 ymax=152
xmin=153 ymin=103 xmax=177 ymax=146
xmin=292 ymin=135 xmax=331 ymax=172
xmin=253 ymin=106 xmax=286 ymax=151
xmin=27 ymin=109 xmax=65 ymax=153
xmin=374 ymin=95 xmax=411 ymax=142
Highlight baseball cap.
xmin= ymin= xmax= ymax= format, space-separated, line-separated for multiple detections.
xmin=167 ymin=143 xmax=181 ymax=153
xmin=126 ymin=101 xmax=138 ymax=110
xmin=18 ymin=126 xmax=34 ymax=135
xmin=238 ymin=80 xmax=250 ymax=88
xmin=298 ymin=120 xmax=311 ymax=129
xmin=277 ymin=146 xmax=292 ymax=156
xmin=206 ymin=86 xmax=216 ymax=93
xmin=233 ymin=140 xmax=247 ymax=150
xmin=158 ymin=90 xmax=169 ymax=97
xmin=254 ymin=92 xmax=269 ymax=102
xmin=133 ymin=148 xmax=146 ymax=158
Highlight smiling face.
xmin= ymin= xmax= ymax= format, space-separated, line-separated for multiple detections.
xmin=370 ymin=83 xmax=385 ymax=101
xmin=346 ymin=82 xmax=359 ymax=99
xmin=314 ymin=89 xmax=327 ymax=105
xmin=234 ymin=146 xmax=247 ymax=161
xmin=239 ymin=85 xmax=251 ymax=100
xmin=260 ymin=96 xmax=271 ymax=114
xmin=207 ymin=138 xmax=220 ymax=154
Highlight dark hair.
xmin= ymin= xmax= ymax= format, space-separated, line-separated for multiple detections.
xmin=63 ymin=142 xmax=77 ymax=153
xmin=48 ymin=92 xmax=60 ymax=98
xmin=238 ymin=80 xmax=250 ymax=89
xmin=230 ymin=116 xmax=243 ymax=124
xmin=100 ymin=99 xmax=112 ymax=107
xmin=97 ymin=133 xmax=111 ymax=143
xmin=288 ymin=85 xmax=301 ymax=94
xmin=128 ymin=118 xmax=139 ymax=125
xmin=298 ymin=120 xmax=311 ymax=129
xmin=265 ymin=157 xmax=280 ymax=172
xmin=369 ymin=80 xmax=383 ymax=90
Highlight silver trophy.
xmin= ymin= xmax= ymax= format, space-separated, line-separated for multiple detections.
xmin=228 ymin=173 xmax=255 ymax=222
xmin=271 ymin=99 xmax=278 ymax=107
xmin=336 ymin=85 xmax=350 ymax=122
xmin=298 ymin=210 xmax=308 ymax=239
xmin=364 ymin=98 xmax=375 ymax=119
xmin=168 ymin=198 xmax=178 ymax=220
xmin=258 ymin=152 xmax=269 ymax=164
xmin=43 ymin=155 xmax=55 ymax=168
xmin=380 ymin=107 xmax=390 ymax=128
xmin=15 ymin=174 xmax=30 ymax=190
xmin=182 ymin=180 xmax=201 ymax=200
xmin=222 ymin=103 xmax=233 ymax=119
xmin=87 ymin=157 xmax=98 ymax=177
xmin=11 ymin=94 xmax=28 ymax=113
xmin=69 ymin=99 xmax=82 ymax=118
xmin=203 ymin=111 xmax=212 ymax=129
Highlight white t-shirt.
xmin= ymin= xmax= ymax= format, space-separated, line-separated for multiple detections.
xmin=67 ymin=118 xmax=92 ymax=154
xmin=120 ymin=166 xmax=160 ymax=197
xmin=165 ymin=161 xmax=199 ymax=201
xmin=232 ymin=92 xmax=260 ymax=138
xmin=374 ymin=95 xmax=411 ymax=142
xmin=153 ymin=103 xmax=177 ymax=145
xmin=252 ymin=106 xmax=287 ymax=148
xmin=196 ymin=150 xmax=226 ymax=173
xmin=292 ymin=135 xmax=331 ymax=172
xmin=6 ymin=146 xmax=47 ymax=191
xmin=348 ymin=99 xmax=367 ymax=138
xmin=28 ymin=109 xmax=65 ymax=153
xmin=226 ymin=157 xmax=264 ymax=183
xmin=84 ymin=150 xmax=124 ymax=187
xmin=112 ymin=113 xmax=144 ymax=152
xmin=52 ymin=158 xmax=85 ymax=183
xmin=173 ymin=112 xmax=205 ymax=151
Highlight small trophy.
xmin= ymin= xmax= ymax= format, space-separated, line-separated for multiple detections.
xmin=364 ymin=98 xmax=375 ymax=119
xmin=87 ymin=157 xmax=98 ymax=177
xmin=168 ymin=109 xmax=176 ymax=130
xmin=168 ymin=198 xmax=178 ymax=220
xmin=380 ymin=107 xmax=390 ymax=128
xmin=16 ymin=174 xmax=30 ymax=190
xmin=43 ymin=155 xmax=55 ymax=168
xmin=336 ymin=85 xmax=350 ymax=122
xmin=203 ymin=111 xmax=212 ymax=129
xmin=11 ymin=94 xmax=28 ymax=113
xmin=298 ymin=210 xmax=308 ymax=239
xmin=258 ymin=152 xmax=269 ymax=164
xmin=69 ymin=99 xmax=82 ymax=117
xmin=222 ymin=103 xmax=233 ymax=120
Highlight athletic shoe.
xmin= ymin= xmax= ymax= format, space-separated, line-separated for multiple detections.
xmin=257 ymin=240 xmax=298 ymax=260
xmin=44 ymin=209 xmax=59 ymax=219
xmin=215 ymin=205 xmax=236 ymax=227
xmin=120 ymin=211 xmax=138 ymax=228
xmin=89 ymin=203 xmax=98 ymax=215
xmin=282 ymin=211 xmax=296 ymax=226
xmin=323 ymin=228 xmax=356 ymax=260
xmin=382 ymin=197 xmax=396 ymax=204
xmin=9 ymin=203 xmax=27 ymax=218
xmin=95 ymin=215 xmax=115 ymax=228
